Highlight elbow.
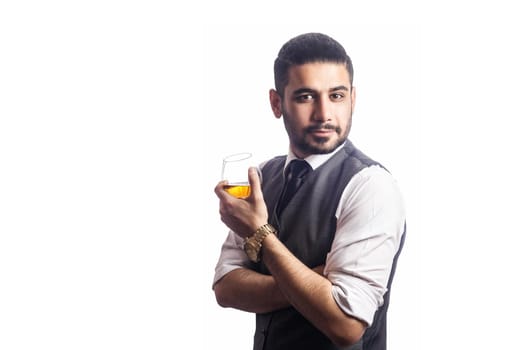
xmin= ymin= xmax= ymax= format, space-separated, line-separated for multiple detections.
xmin=328 ymin=318 xmax=367 ymax=348
xmin=214 ymin=291 xmax=228 ymax=308
xmin=213 ymin=281 xmax=231 ymax=308
xmin=331 ymin=334 xmax=362 ymax=349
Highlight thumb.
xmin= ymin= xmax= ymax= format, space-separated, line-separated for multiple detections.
xmin=248 ymin=167 xmax=263 ymax=199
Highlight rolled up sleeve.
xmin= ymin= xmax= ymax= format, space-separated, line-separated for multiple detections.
xmin=326 ymin=166 xmax=405 ymax=326
xmin=212 ymin=230 xmax=252 ymax=288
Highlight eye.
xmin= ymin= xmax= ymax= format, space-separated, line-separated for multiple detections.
xmin=330 ymin=92 xmax=345 ymax=100
xmin=295 ymin=94 xmax=314 ymax=102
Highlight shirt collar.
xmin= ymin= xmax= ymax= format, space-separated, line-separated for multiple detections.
xmin=284 ymin=140 xmax=347 ymax=173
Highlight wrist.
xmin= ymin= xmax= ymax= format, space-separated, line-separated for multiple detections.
xmin=243 ymin=224 xmax=277 ymax=262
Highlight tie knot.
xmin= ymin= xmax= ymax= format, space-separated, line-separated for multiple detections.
xmin=286 ymin=159 xmax=311 ymax=180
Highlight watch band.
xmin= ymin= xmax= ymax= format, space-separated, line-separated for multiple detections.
xmin=243 ymin=224 xmax=277 ymax=262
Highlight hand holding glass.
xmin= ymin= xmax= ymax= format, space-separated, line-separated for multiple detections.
xmin=221 ymin=152 xmax=256 ymax=198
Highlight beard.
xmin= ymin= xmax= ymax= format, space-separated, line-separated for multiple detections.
xmin=283 ymin=113 xmax=351 ymax=155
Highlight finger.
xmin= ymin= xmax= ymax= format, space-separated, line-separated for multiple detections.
xmin=214 ymin=180 xmax=229 ymax=198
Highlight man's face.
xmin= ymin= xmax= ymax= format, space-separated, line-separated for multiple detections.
xmin=270 ymin=62 xmax=355 ymax=158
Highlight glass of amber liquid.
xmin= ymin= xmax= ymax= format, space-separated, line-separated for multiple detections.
xmin=221 ymin=152 xmax=255 ymax=198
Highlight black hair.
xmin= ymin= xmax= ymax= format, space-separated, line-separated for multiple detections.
xmin=273 ymin=32 xmax=354 ymax=96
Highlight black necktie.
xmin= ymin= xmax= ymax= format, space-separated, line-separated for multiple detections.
xmin=277 ymin=159 xmax=311 ymax=217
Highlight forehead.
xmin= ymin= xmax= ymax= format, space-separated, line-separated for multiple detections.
xmin=286 ymin=62 xmax=351 ymax=91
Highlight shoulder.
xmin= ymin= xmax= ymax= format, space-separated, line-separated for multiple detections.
xmin=341 ymin=165 xmax=405 ymax=216
xmin=351 ymin=165 xmax=398 ymax=188
xmin=335 ymin=164 xmax=406 ymax=241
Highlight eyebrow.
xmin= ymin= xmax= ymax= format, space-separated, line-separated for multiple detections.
xmin=292 ymin=85 xmax=350 ymax=96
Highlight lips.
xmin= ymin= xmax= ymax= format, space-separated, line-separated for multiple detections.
xmin=310 ymin=129 xmax=334 ymax=136
xmin=307 ymin=123 xmax=338 ymax=135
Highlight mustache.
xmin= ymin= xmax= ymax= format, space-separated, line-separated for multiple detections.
xmin=305 ymin=123 xmax=341 ymax=133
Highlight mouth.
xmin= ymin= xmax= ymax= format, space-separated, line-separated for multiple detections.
xmin=306 ymin=124 xmax=339 ymax=137
xmin=309 ymin=129 xmax=334 ymax=137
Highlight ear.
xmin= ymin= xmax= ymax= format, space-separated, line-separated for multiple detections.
xmin=269 ymin=89 xmax=282 ymax=118
xmin=350 ymin=86 xmax=356 ymax=114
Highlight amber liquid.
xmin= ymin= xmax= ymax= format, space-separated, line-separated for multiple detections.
xmin=224 ymin=184 xmax=251 ymax=198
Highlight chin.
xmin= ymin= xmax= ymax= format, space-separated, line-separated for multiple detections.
xmin=302 ymin=140 xmax=339 ymax=155
xmin=314 ymin=136 xmax=340 ymax=149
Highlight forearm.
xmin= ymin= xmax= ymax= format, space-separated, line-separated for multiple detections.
xmin=213 ymin=267 xmax=289 ymax=314
xmin=262 ymin=234 xmax=366 ymax=347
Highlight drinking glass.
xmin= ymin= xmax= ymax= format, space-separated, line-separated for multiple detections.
xmin=221 ymin=152 xmax=256 ymax=198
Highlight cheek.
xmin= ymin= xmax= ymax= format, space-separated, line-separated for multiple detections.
xmin=341 ymin=114 xmax=353 ymax=134
xmin=338 ymin=105 xmax=353 ymax=122
xmin=287 ymin=104 xmax=312 ymax=123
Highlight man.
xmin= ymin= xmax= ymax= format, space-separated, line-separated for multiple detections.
xmin=213 ymin=32 xmax=406 ymax=350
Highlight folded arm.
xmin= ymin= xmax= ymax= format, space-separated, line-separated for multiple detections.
xmin=213 ymin=267 xmax=289 ymax=314
xmin=261 ymin=234 xmax=366 ymax=348
xmin=212 ymin=166 xmax=404 ymax=348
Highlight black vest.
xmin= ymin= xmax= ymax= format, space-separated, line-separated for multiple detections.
xmin=253 ymin=141 xmax=406 ymax=350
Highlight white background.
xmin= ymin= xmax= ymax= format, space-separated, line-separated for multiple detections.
xmin=1 ymin=1 xmax=524 ymax=349
xmin=204 ymin=23 xmax=421 ymax=350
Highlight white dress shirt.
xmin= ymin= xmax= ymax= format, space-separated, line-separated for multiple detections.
xmin=213 ymin=142 xmax=406 ymax=326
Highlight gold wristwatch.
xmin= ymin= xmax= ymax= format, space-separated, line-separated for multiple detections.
xmin=243 ymin=224 xmax=277 ymax=262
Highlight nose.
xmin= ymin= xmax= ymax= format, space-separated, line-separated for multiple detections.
xmin=313 ymin=95 xmax=332 ymax=122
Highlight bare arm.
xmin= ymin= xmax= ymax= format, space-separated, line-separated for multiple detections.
xmin=214 ymin=264 xmax=326 ymax=314
xmin=213 ymin=267 xmax=289 ymax=314
xmin=261 ymin=234 xmax=366 ymax=348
